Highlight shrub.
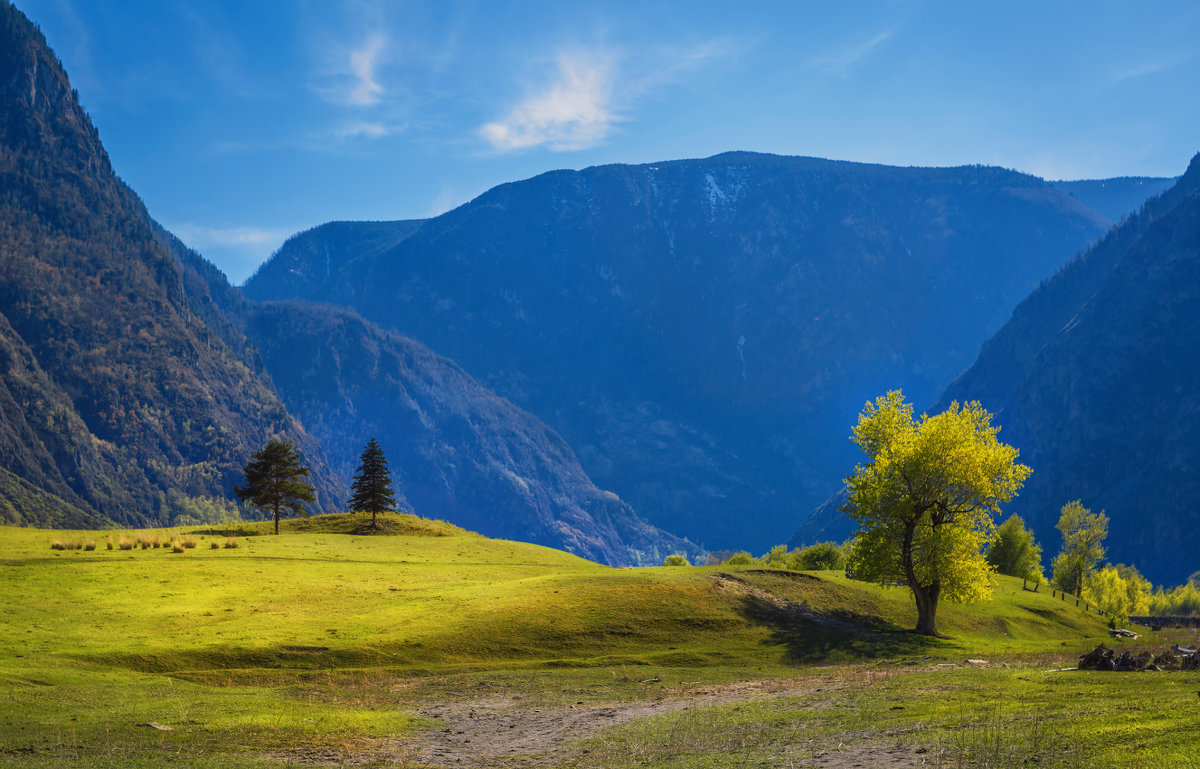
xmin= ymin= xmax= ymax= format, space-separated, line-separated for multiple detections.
xmin=662 ymin=554 xmax=690 ymax=566
xmin=171 ymin=541 xmax=186 ymax=553
xmin=83 ymin=539 xmax=96 ymax=551
xmin=724 ymin=551 xmax=758 ymax=566
xmin=224 ymin=538 xmax=239 ymax=549
xmin=790 ymin=542 xmax=848 ymax=571
xmin=106 ymin=538 xmax=114 ymax=550
xmin=49 ymin=539 xmax=68 ymax=551
xmin=761 ymin=544 xmax=790 ymax=568
xmin=210 ymin=541 xmax=220 ymax=550
xmin=118 ymin=537 xmax=135 ymax=551
xmin=180 ymin=535 xmax=198 ymax=549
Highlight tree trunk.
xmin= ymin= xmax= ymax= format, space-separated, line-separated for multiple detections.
xmin=901 ymin=512 xmax=942 ymax=636
xmin=913 ymin=581 xmax=942 ymax=636
xmin=372 ymin=509 xmax=377 ymax=530
xmin=274 ymin=503 xmax=280 ymax=535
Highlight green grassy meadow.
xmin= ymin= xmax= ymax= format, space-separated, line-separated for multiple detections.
xmin=1 ymin=514 xmax=1195 ymax=768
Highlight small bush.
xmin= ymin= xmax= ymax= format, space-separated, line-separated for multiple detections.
xmin=662 ymin=554 xmax=690 ymax=566
xmin=171 ymin=541 xmax=186 ymax=553
xmin=118 ymin=537 xmax=135 ymax=551
xmin=224 ymin=537 xmax=239 ymax=549
xmin=724 ymin=551 xmax=758 ymax=566
xmin=210 ymin=541 xmax=220 ymax=550
xmin=180 ymin=535 xmax=198 ymax=549
xmin=49 ymin=539 xmax=68 ymax=551
xmin=106 ymin=538 xmax=114 ymax=550
xmin=83 ymin=539 xmax=96 ymax=551
xmin=789 ymin=541 xmax=848 ymax=571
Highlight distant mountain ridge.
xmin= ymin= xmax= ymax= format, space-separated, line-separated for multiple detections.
xmin=246 ymin=152 xmax=1113 ymax=551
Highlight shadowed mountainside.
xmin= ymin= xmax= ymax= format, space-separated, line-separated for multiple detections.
xmin=246 ymin=153 xmax=1112 ymax=551
xmin=795 ymin=155 xmax=1200 ymax=585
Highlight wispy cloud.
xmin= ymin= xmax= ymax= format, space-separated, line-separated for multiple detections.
xmin=481 ymin=50 xmax=618 ymax=152
xmin=166 ymin=222 xmax=295 ymax=283
xmin=168 ymin=222 xmax=292 ymax=251
xmin=813 ymin=28 xmax=896 ymax=76
xmin=1109 ymin=60 xmax=1172 ymax=84
xmin=330 ymin=120 xmax=395 ymax=140
xmin=315 ymin=32 xmax=388 ymax=107
xmin=347 ymin=33 xmax=386 ymax=105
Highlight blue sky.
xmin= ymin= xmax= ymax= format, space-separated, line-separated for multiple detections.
xmin=17 ymin=0 xmax=1200 ymax=283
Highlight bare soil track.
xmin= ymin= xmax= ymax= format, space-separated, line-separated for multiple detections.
xmin=270 ymin=674 xmax=935 ymax=768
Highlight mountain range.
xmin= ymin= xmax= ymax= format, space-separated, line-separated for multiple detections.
xmin=244 ymin=154 xmax=1115 ymax=552
xmin=0 ymin=1 xmax=692 ymax=565
xmin=3 ymin=0 xmax=1194 ymax=580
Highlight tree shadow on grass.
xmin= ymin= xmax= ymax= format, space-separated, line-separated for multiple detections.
xmin=738 ymin=593 xmax=940 ymax=664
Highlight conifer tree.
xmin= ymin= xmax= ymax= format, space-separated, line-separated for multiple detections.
xmin=235 ymin=440 xmax=315 ymax=535
xmin=349 ymin=438 xmax=396 ymax=529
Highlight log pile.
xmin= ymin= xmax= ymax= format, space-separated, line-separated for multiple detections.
xmin=1078 ymin=643 xmax=1200 ymax=671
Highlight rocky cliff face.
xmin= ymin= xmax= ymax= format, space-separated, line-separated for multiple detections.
xmin=246 ymin=153 xmax=1111 ymax=551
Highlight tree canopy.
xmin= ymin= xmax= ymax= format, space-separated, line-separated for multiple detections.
xmin=235 ymin=440 xmax=315 ymax=535
xmin=1050 ymin=500 xmax=1108 ymax=597
xmin=843 ymin=391 xmax=1031 ymax=636
xmin=986 ymin=514 xmax=1044 ymax=584
xmin=348 ymin=438 xmax=397 ymax=529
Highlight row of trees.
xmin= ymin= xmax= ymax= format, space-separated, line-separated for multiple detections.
xmin=234 ymin=437 xmax=398 ymax=534
xmin=838 ymin=390 xmax=1180 ymax=636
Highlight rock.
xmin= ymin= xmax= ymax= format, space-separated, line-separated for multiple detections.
xmin=139 ymin=722 xmax=173 ymax=731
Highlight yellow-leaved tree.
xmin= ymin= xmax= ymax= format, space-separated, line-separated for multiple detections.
xmin=843 ymin=391 xmax=1032 ymax=636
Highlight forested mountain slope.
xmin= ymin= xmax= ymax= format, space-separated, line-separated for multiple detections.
xmin=0 ymin=1 xmax=341 ymax=525
xmin=246 ymin=153 xmax=1112 ymax=550
xmin=936 ymin=156 xmax=1200 ymax=585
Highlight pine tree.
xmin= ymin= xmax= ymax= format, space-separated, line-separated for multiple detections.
xmin=349 ymin=438 xmax=396 ymax=529
xmin=235 ymin=440 xmax=316 ymax=535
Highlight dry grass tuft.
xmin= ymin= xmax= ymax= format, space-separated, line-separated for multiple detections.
xmin=118 ymin=537 xmax=135 ymax=551
xmin=49 ymin=539 xmax=69 ymax=551
xmin=210 ymin=541 xmax=220 ymax=550
xmin=83 ymin=539 xmax=96 ymax=551
xmin=181 ymin=535 xmax=198 ymax=549
xmin=223 ymin=537 xmax=239 ymax=549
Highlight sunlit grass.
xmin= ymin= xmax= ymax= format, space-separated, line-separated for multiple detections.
xmin=2 ymin=514 xmax=1179 ymax=767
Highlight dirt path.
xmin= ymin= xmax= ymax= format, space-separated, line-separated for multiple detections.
xmin=407 ymin=675 xmax=935 ymax=768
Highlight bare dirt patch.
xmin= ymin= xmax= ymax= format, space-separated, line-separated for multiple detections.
xmin=264 ymin=671 xmax=937 ymax=768
xmin=406 ymin=674 xmax=916 ymax=768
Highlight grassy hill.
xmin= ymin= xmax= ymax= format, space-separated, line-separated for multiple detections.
xmin=1 ymin=514 xmax=1191 ymax=768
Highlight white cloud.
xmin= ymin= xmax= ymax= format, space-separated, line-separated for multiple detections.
xmin=315 ymin=32 xmax=388 ymax=107
xmin=481 ymin=51 xmax=618 ymax=152
xmin=814 ymin=28 xmax=896 ymax=76
xmin=347 ymin=33 xmax=386 ymax=106
xmin=168 ymin=222 xmax=293 ymax=253
xmin=330 ymin=120 xmax=394 ymax=140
